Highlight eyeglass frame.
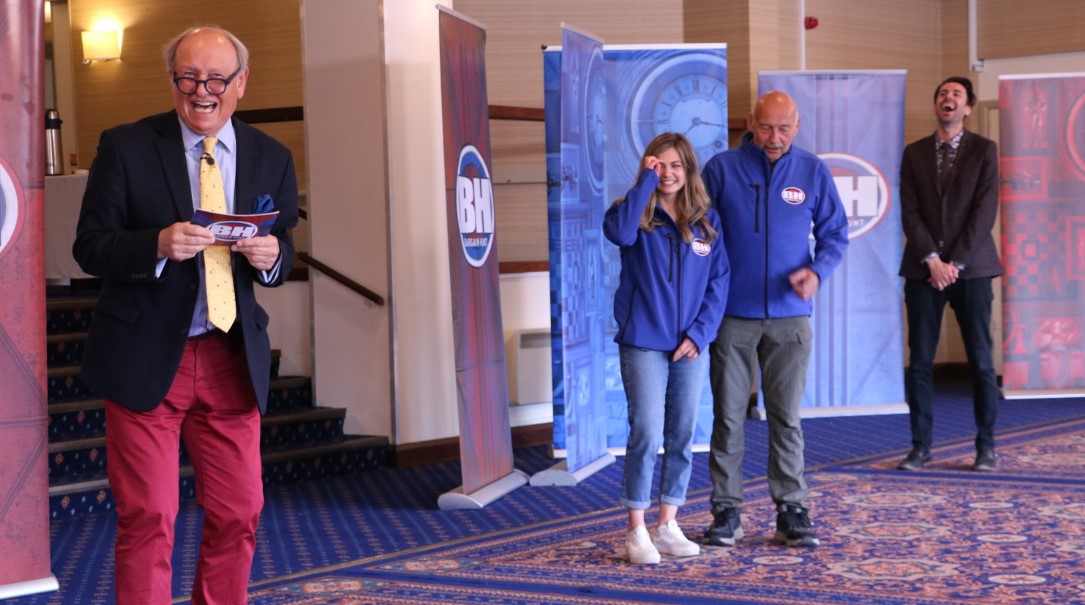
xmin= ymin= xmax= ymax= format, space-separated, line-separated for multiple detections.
xmin=172 ymin=66 xmax=243 ymax=96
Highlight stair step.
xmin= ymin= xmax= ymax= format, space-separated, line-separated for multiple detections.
xmin=42 ymin=289 xmax=389 ymax=520
xmin=48 ymin=404 xmax=355 ymax=475
xmin=45 ymin=295 xmax=97 ymax=335
xmin=48 ymin=434 xmax=390 ymax=519
xmin=48 ymin=378 xmax=314 ymax=440
xmin=46 ymin=342 xmax=283 ymax=386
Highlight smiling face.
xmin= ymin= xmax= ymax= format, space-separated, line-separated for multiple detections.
xmin=170 ymin=29 xmax=248 ymax=136
xmin=934 ymin=82 xmax=972 ymax=129
xmin=653 ymin=146 xmax=687 ymax=202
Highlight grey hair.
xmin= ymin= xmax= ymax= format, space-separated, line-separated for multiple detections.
xmin=162 ymin=25 xmax=250 ymax=74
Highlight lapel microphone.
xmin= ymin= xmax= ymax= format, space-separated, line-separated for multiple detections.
xmin=202 ymin=152 xmax=215 ymax=166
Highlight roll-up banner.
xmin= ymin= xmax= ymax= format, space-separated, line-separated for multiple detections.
xmin=546 ymin=43 xmax=728 ymax=453
xmin=436 ymin=6 xmax=526 ymax=509
xmin=1000 ymin=73 xmax=1085 ymax=398
xmin=0 ymin=0 xmax=57 ymax=598
xmin=534 ymin=26 xmax=614 ymax=484
xmin=758 ymin=71 xmax=907 ymax=414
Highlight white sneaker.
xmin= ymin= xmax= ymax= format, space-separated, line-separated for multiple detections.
xmin=651 ymin=520 xmax=701 ymax=557
xmin=625 ymin=525 xmax=661 ymax=565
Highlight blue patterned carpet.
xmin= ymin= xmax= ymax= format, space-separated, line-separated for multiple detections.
xmin=245 ymin=412 xmax=1085 ymax=604
xmin=10 ymin=378 xmax=1085 ymax=604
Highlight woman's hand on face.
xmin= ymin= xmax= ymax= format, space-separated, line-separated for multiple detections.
xmin=644 ymin=155 xmax=661 ymax=174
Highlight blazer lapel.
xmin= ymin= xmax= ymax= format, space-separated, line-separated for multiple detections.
xmin=153 ymin=113 xmax=196 ymax=220
xmin=233 ymin=118 xmax=259 ymax=214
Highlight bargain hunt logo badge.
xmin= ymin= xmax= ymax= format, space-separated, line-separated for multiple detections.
xmin=0 ymin=157 xmax=23 ymax=260
xmin=455 ymin=145 xmax=495 ymax=268
xmin=820 ymin=152 xmax=891 ymax=239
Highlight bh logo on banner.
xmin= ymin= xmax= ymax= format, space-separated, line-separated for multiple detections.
xmin=455 ymin=144 xmax=495 ymax=268
xmin=821 ymin=153 xmax=892 ymax=239
xmin=0 ymin=161 xmax=21 ymax=258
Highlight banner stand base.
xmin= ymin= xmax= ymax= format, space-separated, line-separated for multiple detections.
xmin=530 ymin=452 xmax=616 ymax=487
xmin=1002 ymin=388 xmax=1085 ymax=400
xmin=0 ymin=575 xmax=59 ymax=600
xmin=438 ymin=469 xmax=530 ymax=510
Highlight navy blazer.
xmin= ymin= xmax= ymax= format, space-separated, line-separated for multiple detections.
xmin=73 ymin=111 xmax=299 ymax=413
xmin=898 ymin=129 xmax=1003 ymax=281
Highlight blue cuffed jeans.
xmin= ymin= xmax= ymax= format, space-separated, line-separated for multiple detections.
xmin=618 ymin=345 xmax=708 ymax=510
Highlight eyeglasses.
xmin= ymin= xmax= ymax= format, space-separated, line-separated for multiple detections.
xmin=172 ymin=66 xmax=242 ymax=95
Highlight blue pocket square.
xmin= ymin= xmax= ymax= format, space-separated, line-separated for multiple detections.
xmin=254 ymin=194 xmax=275 ymax=214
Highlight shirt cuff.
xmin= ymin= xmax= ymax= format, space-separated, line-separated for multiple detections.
xmin=921 ymin=252 xmax=939 ymax=264
xmin=261 ymin=253 xmax=283 ymax=283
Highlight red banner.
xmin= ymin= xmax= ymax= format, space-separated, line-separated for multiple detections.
xmin=1000 ymin=74 xmax=1085 ymax=396
xmin=437 ymin=7 xmax=516 ymax=498
xmin=0 ymin=0 xmax=54 ymax=596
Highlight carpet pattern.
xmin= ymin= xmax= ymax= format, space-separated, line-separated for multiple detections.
xmin=247 ymin=415 xmax=1085 ymax=605
xmin=9 ymin=384 xmax=1085 ymax=604
xmin=838 ymin=414 xmax=1085 ymax=481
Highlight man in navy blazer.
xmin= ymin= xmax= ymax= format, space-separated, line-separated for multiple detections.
xmin=73 ymin=25 xmax=298 ymax=604
xmin=897 ymin=76 xmax=1002 ymax=474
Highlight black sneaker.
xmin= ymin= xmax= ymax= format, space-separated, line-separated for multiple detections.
xmin=898 ymin=449 xmax=931 ymax=471
xmin=774 ymin=503 xmax=819 ymax=547
xmin=703 ymin=507 xmax=744 ymax=546
xmin=973 ymin=449 xmax=997 ymax=472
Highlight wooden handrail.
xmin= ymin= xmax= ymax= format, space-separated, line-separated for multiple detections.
xmin=489 ymin=104 xmax=545 ymax=121
xmin=297 ymin=251 xmax=385 ymax=306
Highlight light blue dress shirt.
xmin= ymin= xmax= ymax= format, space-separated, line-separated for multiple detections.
xmin=156 ymin=118 xmax=282 ymax=336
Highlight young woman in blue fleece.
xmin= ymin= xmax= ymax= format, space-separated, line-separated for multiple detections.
xmin=603 ymin=132 xmax=730 ymax=565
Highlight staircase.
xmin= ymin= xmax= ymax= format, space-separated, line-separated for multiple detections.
xmin=45 ymin=289 xmax=389 ymax=519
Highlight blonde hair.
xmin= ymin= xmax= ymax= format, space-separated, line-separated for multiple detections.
xmin=622 ymin=132 xmax=716 ymax=243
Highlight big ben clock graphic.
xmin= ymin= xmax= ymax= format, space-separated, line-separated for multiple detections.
xmin=584 ymin=46 xmax=606 ymax=192
xmin=628 ymin=52 xmax=729 ymax=164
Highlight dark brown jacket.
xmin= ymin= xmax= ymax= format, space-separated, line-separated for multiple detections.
xmin=899 ymin=129 xmax=1003 ymax=280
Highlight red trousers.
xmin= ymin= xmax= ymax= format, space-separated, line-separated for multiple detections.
xmin=106 ymin=331 xmax=263 ymax=605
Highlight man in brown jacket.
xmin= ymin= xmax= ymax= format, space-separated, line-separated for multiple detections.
xmin=898 ymin=76 xmax=1002 ymax=472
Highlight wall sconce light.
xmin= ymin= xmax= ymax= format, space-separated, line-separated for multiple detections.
xmin=82 ymin=30 xmax=121 ymax=63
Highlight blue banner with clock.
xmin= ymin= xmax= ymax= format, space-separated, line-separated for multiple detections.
xmin=546 ymin=42 xmax=728 ymax=456
xmin=759 ymin=71 xmax=907 ymax=414
xmin=542 ymin=27 xmax=612 ymax=476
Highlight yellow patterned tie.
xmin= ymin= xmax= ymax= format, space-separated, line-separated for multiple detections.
xmin=200 ymin=136 xmax=236 ymax=331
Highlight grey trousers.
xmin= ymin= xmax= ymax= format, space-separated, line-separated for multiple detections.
xmin=708 ymin=316 xmax=812 ymax=512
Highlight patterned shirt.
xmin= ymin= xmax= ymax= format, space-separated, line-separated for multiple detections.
xmin=935 ymin=129 xmax=964 ymax=177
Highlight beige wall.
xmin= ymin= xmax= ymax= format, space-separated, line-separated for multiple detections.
xmin=978 ymin=0 xmax=1085 ymax=59
xmin=62 ymin=0 xmax=1085 ymax=264
xmin=67 ymin=0 xmax=306 ymax=184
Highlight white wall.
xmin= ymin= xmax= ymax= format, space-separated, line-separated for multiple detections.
xmin=500 ymin=271 xmax=553 ymax=426
xmin=302 ymin=0 xmax=394 ymax=439
xmin=383 ymin=0 xmax=460 ymax=444
xmin=300 ymin=0 xmax=550 ymax=445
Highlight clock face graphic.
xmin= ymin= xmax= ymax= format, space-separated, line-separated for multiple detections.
xmin=584 ymin=47 xmax=606 ymax=190
xmin=629 ymin=52 xmax=729 ymax=165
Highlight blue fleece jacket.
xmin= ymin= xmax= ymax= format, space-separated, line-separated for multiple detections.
xmin=702 ymin=133 xmax=849 ymax=319
xmin=603 ymin=169 xmax=731 ymax=355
